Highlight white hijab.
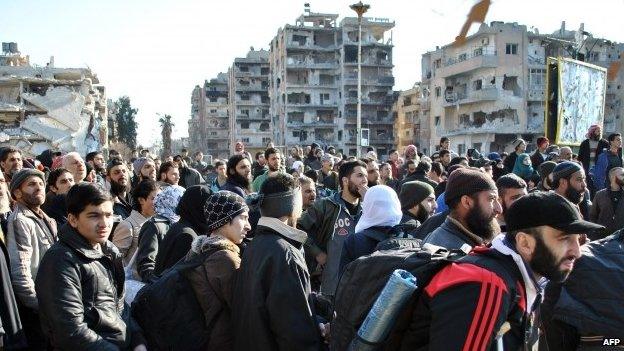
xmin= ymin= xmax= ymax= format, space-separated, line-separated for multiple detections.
xmin=354 ymin=185 xmax=402 ymax=234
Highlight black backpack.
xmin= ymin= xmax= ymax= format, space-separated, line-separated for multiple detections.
xmin=131 ymin=247 xmax=220 ymax=350
xmin=330 ymin=247 xmax=465 ymax=351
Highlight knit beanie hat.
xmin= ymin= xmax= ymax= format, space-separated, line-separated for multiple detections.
xmin=445 ymin=168 xmax=497 ymax=206
xmin=399 ymin=181 xmax=434 ymax=210
xmin=10 ymin=169 xmax=45 ymax=197
xmin=132 ymin=157 xmax=151 ymax=176
xmin=204 ymin=191 xmax=248 ymax=233
xmin=551 ymin=161 xmax=583 ymax=183
xmin=512 ymin=138 xmax=526 ymax=150
xmin=539 ymin=161 xmax=557 ymax=181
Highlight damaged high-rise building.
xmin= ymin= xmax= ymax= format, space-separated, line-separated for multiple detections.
xmin=269 ymin=7 xmax=395 ymax=155
xmin=229 ymin=49 xmax=271 ymax=155
xmin=421 ymin=21 xmax=624 ymax=155
xmin=0 ymin=42 xmax=108 ymax=157
xmin=188 ymin=73 xmax=230 ymax=159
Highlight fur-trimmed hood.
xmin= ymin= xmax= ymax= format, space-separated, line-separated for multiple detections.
xmin=187 ymin=234 xmax=240 ymax=259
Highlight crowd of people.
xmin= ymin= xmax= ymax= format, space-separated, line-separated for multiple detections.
xmin=0 ymin=123 xmax=622 ymax=350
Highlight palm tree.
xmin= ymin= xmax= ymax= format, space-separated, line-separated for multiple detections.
xmin=158 ymin=114 xmax=174 ymax=157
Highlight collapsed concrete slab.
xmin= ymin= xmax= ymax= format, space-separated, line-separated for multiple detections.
xmin=0 ymin=46 xmax=108 ymax=158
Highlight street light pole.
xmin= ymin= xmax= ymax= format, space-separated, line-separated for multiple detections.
xmin=350 ymin=1 xmax=369 ymax=158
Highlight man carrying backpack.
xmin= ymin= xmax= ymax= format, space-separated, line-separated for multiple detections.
xmin=232 ymin=174 xmax=325 ymax=351
xmin=398 ymin=192 xmax=603 ymax=350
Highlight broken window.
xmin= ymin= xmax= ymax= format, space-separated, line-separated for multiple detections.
xmin=505 ymin=43 xmax=518 ymax=55
xmin=262 ymin=109 xmax=269 ymax=118
xmin=458 ymin=53 xmax=467 ymax=62
xmin=403 ymin=97 xmax=412 ymax=106
xmin=259 ymin=122 xmax=270 ymax=131
xmin=261 ymin=67 xmax=269 ymax=75
xmin=288 ymin=112 xmax=304 ymax=123
xmin=376 ymin=51 xmax=389 ymax=63
xmin=473 ymin=79 xmax=483 ymax=91
xmin=261 ymin=95 xmax=269 ymax=103
xmin=435 ymin=87 xmax=441 ymax=98
xmin=473 ymin=48 xmax=483 ymax=56
xmin=319 ymin=74 xmax=334 ymax=86
xmin=502 ymin=75 xmax=522 ymax=97
xmin=240 ymin=109 xmax=249 ymax=117
xmin=241 ymin=122 xmax=249 ymax=129
xmin=287 ymin=93 xmax=310 ymax=104
xmin=459 ymin=114 xmax=470 ymax=125
xmin=317 ymin=110 xmax=334 ymax=123
xmin=239 ymin=66 xmax=249 ymax=72
xmin=529 ymin=68 xmax=546 ymax=89
xmin=345 ymin=46 xmax=357 ymax=63
xmin=240 ymin=94 xmax=250 ymax=101
xmin=293 ymin=131 xmax=300 ymax=137
xmin=435 ymin=116 xmax=440 ymax=126
xmin=473 ymin=111 xmax=486 ymax=126
xmin=292 ymin=35 xmax=308 ymax=46
xmin=320 ymin=93 xmax=330 ymax=104
xmin=314 ymin=32 xmax=334 ymax=47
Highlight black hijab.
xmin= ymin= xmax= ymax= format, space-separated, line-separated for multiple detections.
xmin=176 ymin=185 xmax=212 ymax=234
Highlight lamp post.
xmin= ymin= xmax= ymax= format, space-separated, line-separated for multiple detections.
xmin=350 ymin=1 xmax=369 ymax=158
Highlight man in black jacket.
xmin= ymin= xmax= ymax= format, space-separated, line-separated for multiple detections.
xmin=232 ymin=174 xmax=324 ymax=351
xmin=401 ymin=192 xmax=602 ymax=350
xmin=35 ymin=183 xmax=146 ymax=351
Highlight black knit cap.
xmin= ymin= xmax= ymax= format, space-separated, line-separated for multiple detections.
xmin=204 ymin=191 xmax=248 ymax=233
xmin=445 ymin=167 xmax=497 ymax=206
xmin=399 ymin=181 xmax=434 ymax=210
xmin=552 ymin=161 xmax=583 ymax=183
xmin=539 ymin=161 xmax=557 ymax=181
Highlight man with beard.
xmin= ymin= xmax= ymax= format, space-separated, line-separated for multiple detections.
xmin=552 ymin=162 xmax=589 ymax=219
xmin=222 ymin=154 xmax=252 ymax=198
xmin=158 ymin=161 xmax=180 ymax=186
xmin=298 ymin=160 xmax=367 ymax=298
xmin=6 ymin=169 xmax=58 ymax=348
xmin=106 ymin=159 xmax=132 ymax=219
xmin=398 ymin=181 xmax=437 ymax=237
xmin=252 ymin=148 xmax=283 ymax=192
xmin=0 ymin=147 xmax=23 ymax=182
xmin=495 ymin=174 xmax=528 ymax=232
xmin=423 ymin=167 xmax=502 ymax=251
xmin=400 ymin=192 xmax=601 ymax=350
xmin=579 ymin=124 xmax=609 ymax=179
xmin=85 ymin=151 xmax=106 ymax=183
xmin=589 ymin=167 xmax=624 ymax=239
xmin=62 ymin=152 xmax=87 ymax=183
xmin=132 ymin=157 xmax=157 ymax=187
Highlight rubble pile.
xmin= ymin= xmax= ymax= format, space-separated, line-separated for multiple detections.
xmin=0 ymin=47 xmax=108 ymax=157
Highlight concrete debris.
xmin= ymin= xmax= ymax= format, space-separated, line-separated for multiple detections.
xmin=0 ymin=47 xmax=107 ymax=157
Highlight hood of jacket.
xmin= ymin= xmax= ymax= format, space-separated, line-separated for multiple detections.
xmin=490 ymin=234 xmax=543 ymax=314
xmin=187 ymin=234 xmax=240 ymax=259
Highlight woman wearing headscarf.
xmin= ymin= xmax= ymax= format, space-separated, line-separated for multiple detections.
xmin=135 ymin=184 xmax=185 ymax=282
xmin=183 ymin=191 xmax=250 ymax=350
xmin=154 ymin=185 xmax=212 ymax=275
xmin=339 ymin=185 xmax=403 ymax=272
xmin=512 ymin=153 xmax=537 ymax=181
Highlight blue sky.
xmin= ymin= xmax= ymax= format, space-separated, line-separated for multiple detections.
xmin=2 ymin=0 xmax=622 ymax=146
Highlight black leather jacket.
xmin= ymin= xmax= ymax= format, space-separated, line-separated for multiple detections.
xmin=136 ymin=215 xmax=172 ymax=282
xmin=35 ymin=224 xmax=141 ymax=350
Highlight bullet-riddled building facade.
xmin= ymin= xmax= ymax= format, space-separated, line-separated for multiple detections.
xmin=229 ymin=49 xmax=271 ymax=155
xmin=422 ymin=21 xmax=624 ymax=155
xmin=269 ymin=8 xmax=395 ymax=155
xmin=189 ymin=73 xmax=230 ymax=159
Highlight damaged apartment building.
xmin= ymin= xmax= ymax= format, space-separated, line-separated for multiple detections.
xmin=269 ymin=6 xmax=395 ymax=156
xmin=392 ymin=85 xmax=429 ymax=154
xmin=421 ymin=21 xmax=624 ymax=155
xmin=0 ymin=42 xmax=108 ymax=157
xmin=189 ymin=73 xmax=230 ymax=159
xmin=229 ymin=49 xmax=271 ymax=155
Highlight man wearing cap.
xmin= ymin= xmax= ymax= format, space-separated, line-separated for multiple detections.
xmin=503 ymin=138 xmax=526 ymax=174
xmin=233 ymin=173 xmax=324 ymax=351
xmin=398 ymin=181 xmax=437 ymax=237
xmin=6 ymin=169 xmax=57 ymax=348
xmin=401 ymin=192 xmax=602 ymax=350
xmin=131 ymin=157 xmax=157 ymax=188
xmin=423 ymin=168 xmax=502 ymax=251
xmin=531 ymin=137 xmax=550 ymax=168
xmin=552 ymin=161 xmax=591 ymax=218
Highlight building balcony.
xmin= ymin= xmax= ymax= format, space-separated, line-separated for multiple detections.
xmin=437 ymin=54 xmax=498 ymax=78
xmin=235 ymin=100 xmax=269 ymax=106
xmin=237 ymin=85 xmax=268 ymax=92
xmin=286 ymin=42 xmax=337 ymax=51
xmin=343 ymin=76 xmax=395 ymax=86
xmin=344 ymin=97 xmax=393 ymax=105
xmin=286 ymin=61 xmax=338 ymax=69
xmin=286 ymin=102 xmax=338 ymax=108
xmin=442 ymin=87 xmax=500 ymax=107
xmin=343 ymin=59 xmax=393 ymax=67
